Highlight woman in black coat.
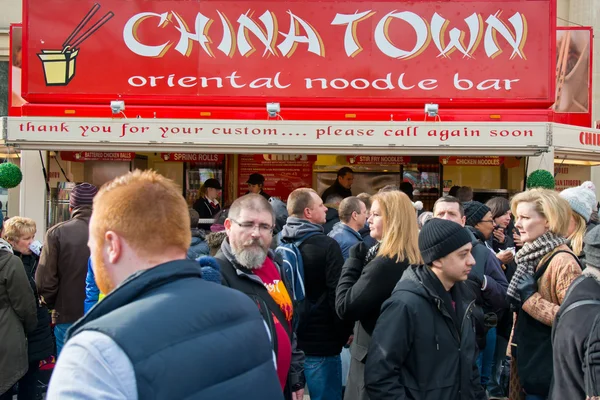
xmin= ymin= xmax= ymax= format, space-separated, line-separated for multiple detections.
xmin=336 ymin=191 xmax=422 ymax=400
xmin=4 ymin=218 xmax=54 ymax=400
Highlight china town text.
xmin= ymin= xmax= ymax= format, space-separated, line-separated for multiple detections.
xmin=123 ymin=9 xmax=528 ymax=60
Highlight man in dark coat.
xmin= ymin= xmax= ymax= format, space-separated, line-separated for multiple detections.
xmin=321 ymin=167 xmax=354 ymax=202
xmin=365 ymin=219 xmax=486 ymax=400
xmin=215 ymin=193 xmax=306 ymax=400
xmin=36 ymin=182 xmax=97 ymax=356
xmin=47 ymin=170 xmax=282 ymax=400
xmin=550 ymin=225 xmax=600 ymax=400
xmin=281 ymin=188 xmax=352 ymax=400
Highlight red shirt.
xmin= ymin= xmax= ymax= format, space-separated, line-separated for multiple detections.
xmin=254 ymin=257 xmax=293 ymax=389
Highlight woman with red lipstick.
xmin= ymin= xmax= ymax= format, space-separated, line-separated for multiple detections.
xmin=508 ymin=189 xmax=582 ymax=400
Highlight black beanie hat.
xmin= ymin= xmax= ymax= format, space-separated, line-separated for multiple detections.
xmin=463 ymin=201 xmax=491 ymax=227
xmin=419 ymin=218 xmax=472 ymax=265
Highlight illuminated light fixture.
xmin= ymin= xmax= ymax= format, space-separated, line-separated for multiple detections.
xmin=553 ymin=158 xmax=600 ymax=166
xmin=425 ymin=103 xmax=439 ymax=117
xmin=489 ymin=114 xmax=501 ymax=119
xmin=345 ymin=114 xmax=357 ymax=119
xmin=200 ymin=112 xmax=211 ymax=117
xmin=64 ymin=110 xmax=76 ymax=114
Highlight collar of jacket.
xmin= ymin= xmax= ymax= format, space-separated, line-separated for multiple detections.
xmin=584 ymin=266 xmax=600 ymax=284
xmin=0 ymin=238 xmax=13 ymax=254
xmin=71 ymin=206 xmax=93 ymax=220
xmin=331 ymin=222 xmax=362 ymax=241
xmin=220 ymin=237 xmax=279 ymax=285
xmin=281 ymin=217 xmax=324 ymax=240
xmin=68 ymin=259 xmax=202 ymax=338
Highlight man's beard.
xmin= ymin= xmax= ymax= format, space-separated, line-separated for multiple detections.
xmin=92 ymin=246 xmax=116 ymax=295
xmin=231 ymin=238 xmax=268 ymax=269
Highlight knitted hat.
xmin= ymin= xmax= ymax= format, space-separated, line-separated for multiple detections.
xmin=463 ymin=201 xmax=491 ymax=227
xmin=560 ymin=186 xmax=593 ymax=223
xmin=70 ymin=183 xmax=98 ymax=208
xmin=581 ymin=181 xmax=598 ymax=212
xmin=419 ymin=218 xmax=473 ymax=265
xmin=197 ymin=256 xmax=222 ymax=284
xmin=584 ymin=225 xmax=600 ymax=268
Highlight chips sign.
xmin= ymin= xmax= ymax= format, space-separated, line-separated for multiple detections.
xmin=23 ymin=0 xmax=554 ymax=107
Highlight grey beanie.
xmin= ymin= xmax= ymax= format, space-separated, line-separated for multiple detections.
xmin=560 ymin=186 xmax=593 ymax=223
xmin=584 ymin=225 xmax=600 ymax=268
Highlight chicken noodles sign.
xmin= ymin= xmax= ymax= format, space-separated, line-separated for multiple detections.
xmin=24 ymin=0 xmax=554 ymax=106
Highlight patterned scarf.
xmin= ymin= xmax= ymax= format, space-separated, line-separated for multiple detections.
xmin=507 ymin=231 xmax=567 ymax=302
xmin=365 ymin=242 xmax=381 ymax=264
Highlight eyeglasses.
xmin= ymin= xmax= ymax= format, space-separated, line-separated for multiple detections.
xmin=230 ymin=218 xmax=274 ymax=234
xmin=480 ymin=219 xmax=496 ymax=225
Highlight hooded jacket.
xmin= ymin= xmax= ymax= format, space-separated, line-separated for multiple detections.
xmin=15 ymin=250 xmax=54 ymax=363
xmin=0 ymin=240 xmax=37 ymax=395
xmin=323 ymin=208 xmax=340 ymax=235
xmin=36 ymin=206 xmax=92 ymax=324
xmin=550 ymin=268 xmax=600 ymax=400
xmin=328 ymin=222 xmax=363 ymax=260
xmin=280 ymin=217 xmax=352 ymax=357
xmin=365 ymin=265 xmax=486 ymax=400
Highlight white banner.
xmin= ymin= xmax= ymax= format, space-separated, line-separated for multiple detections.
xmin=2 ymin=117 xmax=549 ymax=155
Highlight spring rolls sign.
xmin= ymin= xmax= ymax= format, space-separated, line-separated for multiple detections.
xmin=23 ymin=0 xmax=555 ymax=107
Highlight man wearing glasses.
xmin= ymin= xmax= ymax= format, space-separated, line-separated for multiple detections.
xmin=216 ymin=194 xmax=305 ymax=400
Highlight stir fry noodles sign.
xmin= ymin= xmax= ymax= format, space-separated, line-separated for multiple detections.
xmin=24 ymin=0 xmax=554 ymax=106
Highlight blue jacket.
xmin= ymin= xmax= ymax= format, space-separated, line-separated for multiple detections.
xmin=66 ymin=259 xmax=283 ymax=400
xmin=84 ymin=258 xmax=99 ymax=314
xmin=188 ymin=236 xmax=210 ymax=260
xmin=328 ymin=222 xmax=363 ymax=260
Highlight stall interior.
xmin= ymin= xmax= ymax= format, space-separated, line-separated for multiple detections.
xmin=43 ymin=152 xmax=527 ymax=227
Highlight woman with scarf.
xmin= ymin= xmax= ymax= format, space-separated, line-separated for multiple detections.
xmin=508 ymin=189 xmax=582 ymax=400
xmin=335 ymin=191 xmax=421 ymax=400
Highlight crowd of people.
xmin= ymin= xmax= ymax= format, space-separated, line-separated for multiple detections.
xmin=1 ymin=166 xmax=600 ymax=400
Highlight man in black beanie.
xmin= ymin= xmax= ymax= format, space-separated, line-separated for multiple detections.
xmin=365 ymin=219 xmax=486 ymax=400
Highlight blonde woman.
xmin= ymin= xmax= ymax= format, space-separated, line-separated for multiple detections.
xmin=508 ymin=189 xmax=582 ymax=400
xmin=336 ymin=191 xmax=422 ymax=400
xmin=560 ymin=185 xmax=596 ymax=264
xmin=3 ymin=217 xmax=53 ymax=400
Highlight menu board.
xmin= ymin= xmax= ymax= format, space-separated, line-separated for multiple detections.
xmin=238 ymin=154 xmax=316 ymax=200
xmin=554 ymin=164 xmax=591 ymax=191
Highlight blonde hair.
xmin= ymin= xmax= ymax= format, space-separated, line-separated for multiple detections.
xmin=92 ymin=170 xmax=191 ymax=257
xmin=569 ymin=213 xmax=587 ymax=256
xmin=510 ymin=188 xmax=571 ymax=237
xmin=371 ymin=191 xmax=422 ymax=264
xmin=3 ymin=217 xmax=36 ymax=243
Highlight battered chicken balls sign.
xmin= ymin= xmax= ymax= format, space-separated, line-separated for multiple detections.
xmin=23 ymin=0 xmax=554 ymax=107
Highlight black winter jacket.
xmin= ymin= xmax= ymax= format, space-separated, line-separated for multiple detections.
xmin=296 ymin=233 xmax=352 ymax=356
xmin=16 ymin=251 xmax=54 ymax=362
xmin=336 ymin=250 xmax=410 ymax=336
xmin=321 ymin=180 xmax=352 ymax=202
xmin=365 ymin=266 xmax=486 ymax=400
xmin=550 ymin=271 xmax=600 ymax=400
xmin=216 ymin=240 xmax=306 ymax=398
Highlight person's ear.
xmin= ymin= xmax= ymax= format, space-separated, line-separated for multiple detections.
xmin=104 ymin=231 xmax=122 ymax=264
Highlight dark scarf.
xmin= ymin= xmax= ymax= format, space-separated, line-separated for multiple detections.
xmin=507 ymin=231 xmax=567 ymax=302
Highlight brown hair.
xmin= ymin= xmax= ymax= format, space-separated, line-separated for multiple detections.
xmin=287 ymin=188 xmax=317 ymax=217
xmin=371 ymin=191 xmax=422 ymax=264
xmin=433 ymin=196 xmax=465 ymax=217
xmin=92 ymin=170 xmax=191 ymax=257
xmin=356 ymin=192 xmax=372 ymax=210
xmin=457 ymin=186 xmax=473 ymax=202
xmin=338 ymin=196 xmax=364 ymax=223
